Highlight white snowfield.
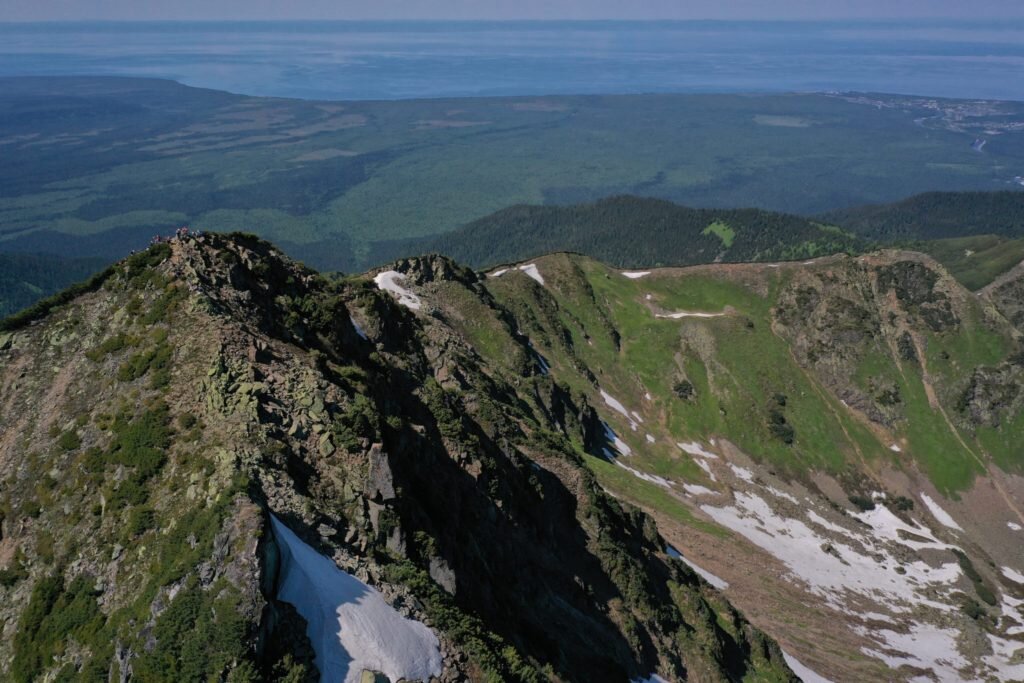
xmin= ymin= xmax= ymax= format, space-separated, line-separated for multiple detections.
xmin=682 ymin=483 xmax=716 ymax=497
xmin=677 ymin=441 xmax=718 ymax=459
xmin=655 ymin=310 xmax=725 ymax=319
xmin=781 ymin=649 xmax=833 ymax=683
xmin=373 ymin=271 xmax=422 ymax=310
xmin=270 ymin=515 xmax=443 ymax=683
xmin=919 ymin=493 xmax=964 ymax=531
xmin=698 ymin=473 xmax=1024 ymax=680
xmin=1003 ymin=566 xmax=1024 ymax=584
xmin=699 ymin=491 xmax=963 ymax=614
xmin=602 ymin=421 xmax=633 ymax=457
xmin=621 ymin=271 xmax=651 ymax=279
xmin=631 ymin=674 xmax=670 ymax=683
xmin=666 ymin=544 xmax=729 ymax=589
xmin=601 ymin=389 xmax=631 ymax=419
xmin=615 ymin=460 xmax=672 ymax=489
xmin=518 ymin=263 xmax=545 ymax=285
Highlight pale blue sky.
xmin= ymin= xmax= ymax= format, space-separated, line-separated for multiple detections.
xmin=5 ymin=0 xmax=1024 ymax=21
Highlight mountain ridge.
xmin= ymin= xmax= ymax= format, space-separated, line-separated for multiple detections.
xmin=0 ymin=232 xmax=796 ymax=682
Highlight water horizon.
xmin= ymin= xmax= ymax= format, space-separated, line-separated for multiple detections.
xmin=1 ymin=19 xmax=1022 ymax=102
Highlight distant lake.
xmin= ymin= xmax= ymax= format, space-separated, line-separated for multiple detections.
xmin=1 ymin=20 xmax=1022 ymax=101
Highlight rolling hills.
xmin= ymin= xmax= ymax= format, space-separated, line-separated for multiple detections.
xmin=2 ymin=77 xmax=1024 ymax=271
xmin=375 ymin=196 xmax=864 ymax=269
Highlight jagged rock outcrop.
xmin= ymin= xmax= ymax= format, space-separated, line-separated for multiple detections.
xmin=0 ymin=233 xmax=794 ymax=682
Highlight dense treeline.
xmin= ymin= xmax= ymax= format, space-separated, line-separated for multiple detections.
xmin=374 ymin=196 xmax=865 ymax=269
xmin=0 ymin=253 xmax=110 ymax=319
xmin=824 ymin=190 xmax=1024 ymax=241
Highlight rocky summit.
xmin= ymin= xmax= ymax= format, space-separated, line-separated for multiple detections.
xmin=0 ymin=233 xmax=795 ymax=683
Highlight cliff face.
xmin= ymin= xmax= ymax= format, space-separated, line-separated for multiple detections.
xmin=0 ymin=234 xmax=793 ymax=682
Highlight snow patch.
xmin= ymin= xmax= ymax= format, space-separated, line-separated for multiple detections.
xmin=700 ymin=492 xmax=962 ymax=615
xmin=729 ymin=464 xmax=755 ymax=483
xmin=373 ymin=271 xmax=422 ymax=310
xmin=615 ymin=460 xmax=672 ymax=489
xmin=677 ymin=441 xmax=717 ymax=459
xmin=645 ymin=434 xmax=656 ymax=444
xmin=665 ymin=545 xmax=728 ymax=589
xmin=270 ymin=515 xmax=443 ymax=683
xmin=518 ymin=263 xmax=545 ymax=285
xmin=602 ymin=421 xmax=633 ymax=457
xmin=765 ymin=486 xmax=799 ymax=505
xmin=489 ymin=268 xmax=509 ymax=277
xmin=781 ymin=650 xmax=832 ymax=683
xmin=630 ymin=410 xmax=644 ymax=424
xmin=600 ymin=389 xmax=631 ymax=419
xmin=860 ymin=626 xmax=968 ymax=680
xmin=1008 ymin=522 xmax=1022 ymax=532
xmin=693 ymin=458 xmax=717 ymax=481
xmin=535 ymin=353 xmax=550 ymax=375
xmin=1002 ymin=567 xmax=1024 ymax=584
xmin=889 ymin=443 xmax=901 ymax=452
xmin=350 ymin=319 xmax=368 ymax=341
xmin=683 ymin=483 xmax=716 ymax=497
xmin=655 ymin=310 xmax=725 ymax=319
xmin=631 ymin=675 xmax=671 ymax=683
xmin=621 ymin=271 xmax=651 ymax=279
xmin=920 ymin=493 xmax=963 ymax=531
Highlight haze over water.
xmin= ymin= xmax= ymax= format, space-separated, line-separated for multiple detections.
xmin=0 ymin=20 xmax=1022 ymax=101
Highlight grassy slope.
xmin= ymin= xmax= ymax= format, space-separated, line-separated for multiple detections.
xmin=478 ymin=254 xmax=1019 ymax=508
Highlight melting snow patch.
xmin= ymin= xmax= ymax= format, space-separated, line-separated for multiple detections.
xmin=677 ymin=441 xmax=717 ymax=459
xmin=270 ymin=515 xmax=442 ymax=683
xmin=644 ymin=391 xmax=652 ymax=400
xmin=984 ymin=634 xmax=1024 ymax=681
xmin=535 ymin=352 xmax=550 ymax=375
xmin=631 ymin=410 xmax=644 ymax=424
xmin=632 ymin=675 xmax=671 ymax=683
xmin=518 ymin=263 xmax=545 ymax=285
xmin=1008 ymin=522 xmax=1023 ymax=532
xmin=700 ymin=492 xmax=962 ymax=614
xmin=489 ymin=268 xmax=508 ymax=277
xmin=920 ymin=493 xmax=963 ymax=531
xmin=860 ymin=626 xmax=968 ymax=680
xmin=602 ymin=421 xmax=633 ymax=457
xmin=373 ymin=271 xmax=422 ymax=310
xmin=889 ymin=443 xmax=901 ymax=452
xmin=622 ymin=271 xmax=651 ymax=279
xmin=615 ymin=460 xmax=672 ymax=488
xmin=600 ymin=389 xmax=631 ymax=419
xmin=350 ymin=319 xmax=368 ymax=341
xmin=766 ymin=486 xmax=799 ymax=505
xmin=665 ymin=545 xmax=729 ymax=589
xmin=693 ymin=458 xmax=717 ymax=481
xmin=729 ymin=464 xmax=755 ymax=483
xmin=645 ymin=434 xmax=656 ymax=444
xmin=1002 ymin=567 xmax=1024 ymax=584
xmin=655 ymin=310 xmax=725 ymax=319
xmin=781 ymin=650 xmax=832 ymax=683
xmin=683 ymin=483 xmax=715 ymax=496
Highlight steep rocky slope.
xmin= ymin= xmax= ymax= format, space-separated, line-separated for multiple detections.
xmin=384 ymin=251 xmax=1024 ymax=681
xmin=0 ymin=234 xmax=794 ymax=682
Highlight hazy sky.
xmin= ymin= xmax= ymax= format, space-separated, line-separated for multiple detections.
xmin=5 ymin=0 xmax=1024 ymax=21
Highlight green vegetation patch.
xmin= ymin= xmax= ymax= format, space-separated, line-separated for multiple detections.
xmin=702 ymin=221 xmax=736 ymax=248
